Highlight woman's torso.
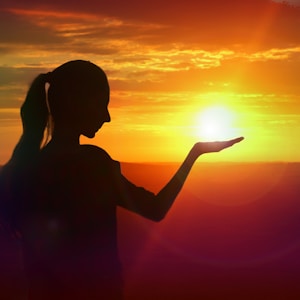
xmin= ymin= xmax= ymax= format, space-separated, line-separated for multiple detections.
xmin=15 ymin=144 xmax=123 ymax=299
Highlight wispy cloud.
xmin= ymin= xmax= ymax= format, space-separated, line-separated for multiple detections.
xmin=272 ymin=0 xmax=300 ymax=7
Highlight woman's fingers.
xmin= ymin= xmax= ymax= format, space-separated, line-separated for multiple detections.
xmin=194 ymin=137 xmax=244 ymax=155
xmin=222 ymin=137 xmax=244 ymax=148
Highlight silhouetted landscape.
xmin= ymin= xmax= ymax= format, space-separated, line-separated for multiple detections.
xmin=1 ymin=162 xmax=300 ymax=299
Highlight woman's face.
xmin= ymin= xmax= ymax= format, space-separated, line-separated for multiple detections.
xmin=79 ymin=85 xmax=111 ymax=138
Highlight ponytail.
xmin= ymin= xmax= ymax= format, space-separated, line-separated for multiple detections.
xmin=0 ymin=73 xmax=50 ymax=230
xmin=8 ymin=73 xmax=50 ymax=166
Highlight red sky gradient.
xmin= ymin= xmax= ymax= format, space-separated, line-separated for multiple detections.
xmin=0 ymin=0 xmax=299 ymax=162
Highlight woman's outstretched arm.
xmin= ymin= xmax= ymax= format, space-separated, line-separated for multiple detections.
xmin=117 ymin=137 xmax=244 ymax=222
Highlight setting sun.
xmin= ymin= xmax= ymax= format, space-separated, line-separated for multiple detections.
xmin=196 ymin=105 xmax=239 ymax=141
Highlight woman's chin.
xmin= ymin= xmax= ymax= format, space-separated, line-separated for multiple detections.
xmin=82 ymin=125 xmax=102 ymax=138
xmin=82 ymin=131 xmax=96 ymax=139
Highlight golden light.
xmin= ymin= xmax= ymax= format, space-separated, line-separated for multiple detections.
xmin=196 ymin=105 xmax=239 ymax=141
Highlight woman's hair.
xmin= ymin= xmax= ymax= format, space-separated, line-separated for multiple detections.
xmin=11 ymin=74 xmax=50 ymax=166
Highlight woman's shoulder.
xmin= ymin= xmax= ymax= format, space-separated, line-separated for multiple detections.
xmin=79 ymin=144 xmax=119 ymax=166
xmin=79 ymin=144 xmax=110 ymax=158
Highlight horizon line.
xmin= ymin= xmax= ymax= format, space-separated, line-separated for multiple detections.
xmin=1 ymin=160 xmax=300 ymax=168
xmin=121 ymin=160 xmax=300 ymax=164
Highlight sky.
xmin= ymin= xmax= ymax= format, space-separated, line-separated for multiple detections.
xmin=0 ymin=0 xmax=299 ymax=163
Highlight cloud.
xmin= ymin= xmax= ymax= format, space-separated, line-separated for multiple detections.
xmin=0 ymin=0 xmax=299 ymax=66
xmin=1 ymin=0 xmax=300 ymax=50
xmin=245 ymin=47 xmax=300 ymax=61
xmin=273 ymin=0 xmax=300 ymax=6
xmin=0 ymin=0 xmax=299 ymax=114
xmin=0 ymin=10 xmax=64 ymax=47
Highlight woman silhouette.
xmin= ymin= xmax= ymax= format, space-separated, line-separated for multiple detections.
xmin=0 ymin=60 xmax=243 ymax=299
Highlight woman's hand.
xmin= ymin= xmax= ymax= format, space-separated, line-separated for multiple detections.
xmin=192 ymin=137 xmax=244 ymax=157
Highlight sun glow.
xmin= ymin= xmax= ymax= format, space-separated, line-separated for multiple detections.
xmin=196 ymin=105 xmax=240 ymax=141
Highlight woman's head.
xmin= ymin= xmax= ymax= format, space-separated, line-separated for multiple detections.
xmin=7 ymin=60 xmax=109 ymax=168
xmin=48 ymin=60 xmax=110 ymax=138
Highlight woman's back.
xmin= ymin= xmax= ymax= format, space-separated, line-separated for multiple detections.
xmin=16 ymin=144 xmax=123 ymax=299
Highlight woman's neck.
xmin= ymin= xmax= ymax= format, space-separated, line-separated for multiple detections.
xmin=50 ymin=128 xmax=80 ymax=148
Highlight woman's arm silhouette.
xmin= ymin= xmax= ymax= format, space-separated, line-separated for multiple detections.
xmin=118 ymin=137 xmax=244 ymax=221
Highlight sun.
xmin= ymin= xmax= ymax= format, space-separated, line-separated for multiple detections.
xmin=196 ymin=105 xmax=239 ymax=141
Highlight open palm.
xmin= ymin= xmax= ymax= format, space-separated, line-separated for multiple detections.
xmin=193 ymin=137 xmax=244 ymax=156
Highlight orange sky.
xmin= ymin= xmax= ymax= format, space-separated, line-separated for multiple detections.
xmin=0 ymin=0 xmax=299 ymax=163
